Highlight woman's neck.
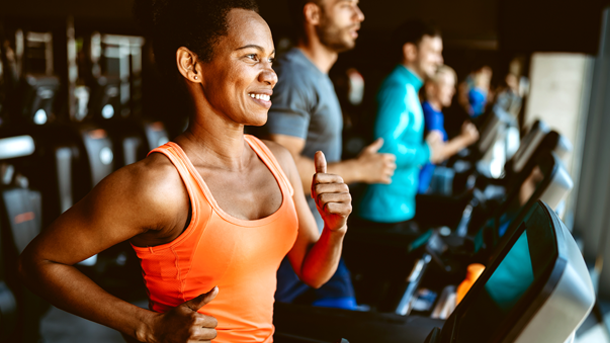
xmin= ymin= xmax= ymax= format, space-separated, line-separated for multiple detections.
xmin=175 ymin=107 xmax=251 ymax=172
xmin=427 ymin=99 xmax=443 ymax=112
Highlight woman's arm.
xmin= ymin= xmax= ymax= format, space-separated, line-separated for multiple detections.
xmin=18 ymin=159 xmax=218 ymax=343
xmin=265 ymin=142 xmax=351 ymax=288
xmin=434 ymin=122 xmax=480 ymax=161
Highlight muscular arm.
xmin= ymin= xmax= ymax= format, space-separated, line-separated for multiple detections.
xmin=269 ymin=134 xmax=395 ymax=195
xmin=18 ymin=160 xmax=190 ymax=342
xmin=269 ymin=134 xmax=359 ymax=194
xmin=438 ymin=134 xmax=472 ymax=161
xmin=433 ymin=122 xmax=479 ymax=162
xmin=266 ymin=66 xmax=395 ymax=192
xmin=264 ymin=142 xmax=349 ymax=288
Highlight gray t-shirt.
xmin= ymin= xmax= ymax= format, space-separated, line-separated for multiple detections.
xmin=264 ymin=48 xmax=343 ymax=231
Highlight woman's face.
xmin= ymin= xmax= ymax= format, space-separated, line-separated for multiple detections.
xmin=426 ymin=72 xmax=455 ymax=108
xmin=437 ymin=72 xmax=456 ymax=107
xmin=198 ymin=9 xmax=277 ymax=127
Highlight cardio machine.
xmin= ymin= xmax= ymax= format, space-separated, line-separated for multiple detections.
xmin=0 ymin=26 xmax=115 ymax=227
xmin=343 ymin=149 xmax=573 ymax=315
xmin=416 ymin=116 xmax=571 ymax=234
xmin=274 ymin=201 xmax=595 ymax=343
xmin=0 ymin=134 xmax=46 ymax=343
xmin=80 ymin=32 xmax=169 ymax=168
xmin=1 ymin=23 xmax=143 ymax=299
xmin=380 ymin=151 xmax=575 ymax=317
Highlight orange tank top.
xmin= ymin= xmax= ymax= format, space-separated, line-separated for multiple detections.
xmin=131 ymin=135 xmax=298 ymax=343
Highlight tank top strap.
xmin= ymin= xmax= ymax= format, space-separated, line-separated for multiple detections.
xmin=147 ymin=143 xmax=194 ymax=183
xmin=140 ymin=142 xmax=208 ymax=250
xmin=244 ymin=135 xmax=294 ymax=197
xmin=147 ymin=142 xmax=206 ymax=208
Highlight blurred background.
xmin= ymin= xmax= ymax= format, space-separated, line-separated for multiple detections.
xmin=0 ymin=0 xmax=609 ymax=342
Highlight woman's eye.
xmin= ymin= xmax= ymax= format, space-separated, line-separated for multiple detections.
xmin=247 ymin=54 xmax=259 ymax=62
xmin=268 ymin=57 xmax=275 ymax=63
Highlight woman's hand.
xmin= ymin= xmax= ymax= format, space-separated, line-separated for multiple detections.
xmin=145 ymin=287 xmax=219 ymax=343
xmin=311 ymin=151 xmax=352 ymax=232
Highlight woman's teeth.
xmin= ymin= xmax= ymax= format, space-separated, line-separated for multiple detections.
xmin=249 ymin=93 xmax=270 ymax=101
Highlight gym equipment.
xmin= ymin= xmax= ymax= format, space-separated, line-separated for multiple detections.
xmin=84 ymin=32 xmax=169 ymax=168
xmin=0 ymin=134 xmax=46 ymax=343
xmin=385 ymin=151 xmax=574 ymax=317
xmin=414 ymin=118 xmax=570 ymax=231
xmin=422 ymin=201 xmax=594 ymax=343
xmin=274 ymin=201 xmax=594 ymax=343
xmin=344 ymin=150 xmax=573 ymax=315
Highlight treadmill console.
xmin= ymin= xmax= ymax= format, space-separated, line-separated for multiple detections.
xmin=428 ymin=201 xmax=594 ymax=343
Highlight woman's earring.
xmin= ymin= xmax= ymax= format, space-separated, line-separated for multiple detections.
xmin=194 ymin=76 xmax=198 ymax=80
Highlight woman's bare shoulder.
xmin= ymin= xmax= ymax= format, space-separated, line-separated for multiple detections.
xmin=260 ymin=139 xmax=293 ymax=164
xmin=90 ymin=152 xmax=189 ymax=223
xmin=263 ymin=140 xmax=300 ymax=187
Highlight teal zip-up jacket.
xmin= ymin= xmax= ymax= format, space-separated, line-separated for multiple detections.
xmin=359 ymin=65 xmax=431 ymax=223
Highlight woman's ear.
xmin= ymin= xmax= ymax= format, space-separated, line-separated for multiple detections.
xmin=176 ymin=47 xmax=201 ymax=83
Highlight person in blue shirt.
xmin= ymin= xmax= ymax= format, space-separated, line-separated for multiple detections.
xmin=458 ymin=65 xmax=493 ymax=118
xmin=419 ymin=65 xmax=479 ymax=194
xmin=358 ymin=20 xmax=445 ymax=225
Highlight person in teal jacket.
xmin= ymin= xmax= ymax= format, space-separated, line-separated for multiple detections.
xmin=359 ymin=20 xmax=445 ymax=224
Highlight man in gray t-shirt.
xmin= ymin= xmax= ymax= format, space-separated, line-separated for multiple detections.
xmin=258 ymin=0 xmax=395 ymax=310
xmin=266 ymin=47 xmax=343 ymax=229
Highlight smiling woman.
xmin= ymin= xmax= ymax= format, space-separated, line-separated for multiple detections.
xmin=17 ymin=1 xmax=352 ymax=342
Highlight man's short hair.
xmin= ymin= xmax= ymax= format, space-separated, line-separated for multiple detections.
xmin=391 ymin=19 xmax=441 ymax=61
xmin=287 ymin=0 xmax=323 ymax=39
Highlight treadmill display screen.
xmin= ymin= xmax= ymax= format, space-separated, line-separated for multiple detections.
xmin=455 ymin=215 xmax=557 ymax=342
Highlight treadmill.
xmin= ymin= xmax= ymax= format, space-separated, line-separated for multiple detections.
xmin=378 ymin=150 xmax=574 ymax=315
xmin=274 ymin=201 xmax=595 ymax=343
xmin=423 ymin=200 xmax=594 ymax=343
xmin=86 ymin=32 xmax=169 ymax=167
xmin=343 ymin=150 xmax=573 ymax=313
xmin=0 ymin=134 xmax=47 ymax=343
xmin=415 ymin=119 xmax=567 ymax=230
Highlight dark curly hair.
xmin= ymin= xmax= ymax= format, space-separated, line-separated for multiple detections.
xmin=134 ymin=0 xmax=259 ymax=76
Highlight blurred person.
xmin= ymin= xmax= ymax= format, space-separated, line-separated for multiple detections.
xmin=357 ymin=19 xmax=444 ymax=227
xmin=458 ymin=65 xmax=493 ymax=118
xmin=258 ymin=0 xmax=394 ymax=310
xmin=418 ymin=65 xmax=479 ymax=194
xmin=495 ymin=73 xmax=523 ymax=119
xmin=18 ymin=1 xmax=353 ymax=342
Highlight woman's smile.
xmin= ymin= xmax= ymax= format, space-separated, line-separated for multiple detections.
xmin=247 ymin=91 xmax=272 ymax=109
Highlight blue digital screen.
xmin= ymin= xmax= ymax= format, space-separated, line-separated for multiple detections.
xmin=455 ymin=214 xmax=556 ymax=343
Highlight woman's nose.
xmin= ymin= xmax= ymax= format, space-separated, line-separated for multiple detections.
xmin=259 ymin=68 xmax=278 ymax=87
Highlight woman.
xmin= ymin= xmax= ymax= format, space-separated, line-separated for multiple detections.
xmin=418 ymin=65 xmax=479 ymax=194
xmin=18 ymin=1 xmax=352 ymax=342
